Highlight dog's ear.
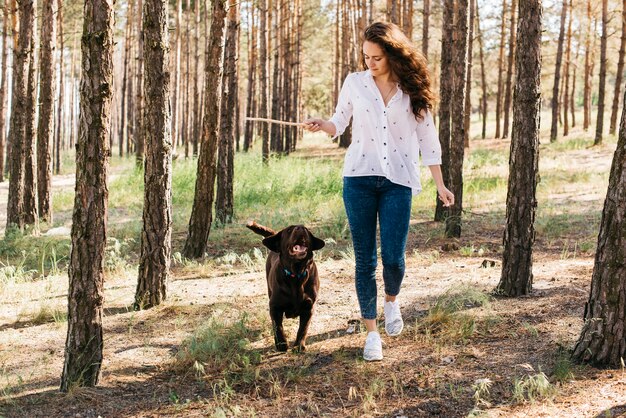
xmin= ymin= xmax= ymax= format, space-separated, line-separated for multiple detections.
xmin=309 ymin=231 xmax=325 ymax=251
xmin=262 ymin=231 xmax=282 ymax=253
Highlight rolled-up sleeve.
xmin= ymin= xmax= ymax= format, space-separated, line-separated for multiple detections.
xmin=416 ymin=110 xmax=442 ymax=166
xmin=328 ymin=74 xmax=354 ymax=139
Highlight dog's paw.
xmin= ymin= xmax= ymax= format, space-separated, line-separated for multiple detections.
xmin=276 ymin=341 xmax=289 ymax=352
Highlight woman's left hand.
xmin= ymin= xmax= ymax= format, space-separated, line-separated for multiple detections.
xmin=437 ymin=186 xmax=455 ymax=207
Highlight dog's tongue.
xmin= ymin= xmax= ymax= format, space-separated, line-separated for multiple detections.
xmin=293 ymin=245 xmax=307 ymax=254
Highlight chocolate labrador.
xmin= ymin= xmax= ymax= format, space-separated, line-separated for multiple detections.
xmin=247 ymin=220 xmax=325 ymax=352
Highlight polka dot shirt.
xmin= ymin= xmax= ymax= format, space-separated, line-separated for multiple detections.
xmin=329 ymin=70 xmax=442 ymax=195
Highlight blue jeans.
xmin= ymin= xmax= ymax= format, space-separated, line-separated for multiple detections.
xmin=343 ymin=176 xmax=412 ymax=320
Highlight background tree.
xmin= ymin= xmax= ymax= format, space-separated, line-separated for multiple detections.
xmin=550 ymin=0 xmax=567 ymax=142
xmin=54 ymin=0 xmax=64 ymax=174
xmin=496 ymin=0 xmax=542 ymax=296
xmin=37 ymin=0 xmax=57 ymax=223
xmin=0 ymin=2 xmax=10 ymax=182
xmin=183 ymin=0 xmax=227 ymax=259
xmin=216 ymin=0 xmax=240 ymax=225
xmin=501 ymin=0 xmax=517 ymax=139
xmin=134 ymin=0 xmax=172 ymax=310
xmin=446 ymin=0 xmax=469 ymax=238
xmin=134 ymin=0 xmax=145 ymax=164
xmin=6 ymin=0 xmax=35 ymax=231
xmin=494 ymin=0 xmax=507 ymax=139
xmin=259 ymin=0 xmax=269 ymax=164
xmin=60 ymin=0 xmax=114 ymax=391
xmin=594 ymin=0 xmax=608 ymax=145
xmin=434 ymin=0 xmax=454 ymax=223
xmin=22 ymin=15 xmax=38 ymax=227
xmin=573 ymin=84 xmax=626 ymax=367
xmin=609 ymin=0 xmax=625 ymax=136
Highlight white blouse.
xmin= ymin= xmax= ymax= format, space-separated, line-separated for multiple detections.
xmin=329 ymin=70 xmax=442 ymax=195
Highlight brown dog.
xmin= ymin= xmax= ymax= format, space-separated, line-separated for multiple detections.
xmin=247 ymin=220 xmax=325 ymax=352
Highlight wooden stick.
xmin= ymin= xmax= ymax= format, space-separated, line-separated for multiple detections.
xmin=245 ymin=117 xmax=305 ymax=127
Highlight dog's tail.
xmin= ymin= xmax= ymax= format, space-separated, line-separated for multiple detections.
xmin=246 ymin=220 xmax=276 ymax=238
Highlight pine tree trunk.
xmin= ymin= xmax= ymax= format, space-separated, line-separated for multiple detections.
xmin=119 ymin=0 xmax=133 ymax=158
xmin=54 ymin=0 xmax=64 ymax=174
xmin=216 ymin=0 xmax=238 ymax=225
xmin=22 ymin=5 xmax=38 ymax=227
xmin=495 ymin=0 xmax=507 ymax=139
xmin=434 ymin=0 xmax=454 ymax=222
xmin=501 ymin=0 xmax=516 ymax=140
xmin=192 ymin=0 xmax=201 ymax=157
xmin=60 ymin=0 xmax=114 ymax=391
xmin=422 ymin=0 xmax=429 ymax=57
xmin=7 ymin=0 xmax=35 ymax=231
xmin=387 ymin=0 xmax=399 ymax=24
xmin=609 ymin=0 xmax=626 ymax=136
xmin=126 ymin=22 xmax=135 ymax=156
xmin=463 ymin=0 xmax=476 ymax=148
xmin=171 ymin=0 xmax=181 ymax=154
xmin=37 ymin=0 xmax=56 ymax=223
xmin=573 ymin=83 xmax=626 ymax=367
xmin=135 ymin=0 xmax=172 ymax=310
xmin=0 ymin=2 xmax=10 ymax=182
xmin=259 ymin=0 xmax=269 ymax=163
xmin=477 ymin=8 xmax=488 ymax=140
xmin=594 ymin=0 xmax=608 ymax=145
xmin=135 ymin=0 xmax=145 ymax=165
xmin=182 ymin=0 xmax=226 ymax=259
xmin=563 ymin=0 xmax=572 ymax=137
xmin=550 ymin=0 xmax=567 ymax=142
xmin=496 ymin=0 xmax=542 ymax=297
xmin=583 ymin=0 xmax=592 ymax=131
xmin=338 ymin=0 xmax=352 ymax=149
xmin=243 ymin=1 xmax=256 ymax=152
xmin=571 ymin=41 xmax=579 ymax=128
xmin=445 ymin=0 xmax=469 ymax=238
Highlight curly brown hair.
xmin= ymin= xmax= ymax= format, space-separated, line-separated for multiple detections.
xmin=361 ymin=22 xmax=435 ymax=120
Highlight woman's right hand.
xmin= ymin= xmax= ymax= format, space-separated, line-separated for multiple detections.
xmin=302 ymin=118 xmax=326 ymax=133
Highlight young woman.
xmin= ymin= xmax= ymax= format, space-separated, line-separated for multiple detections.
xmin=303 ymin=22 xmax=454 ymax=361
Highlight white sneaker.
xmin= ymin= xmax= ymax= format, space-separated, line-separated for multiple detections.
xmin=363 ymin=331 xmax=383 ymax=361
xmin=384 ymin=300 xmax=404 ymax=336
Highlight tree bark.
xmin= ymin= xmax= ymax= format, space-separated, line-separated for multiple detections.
xmin=434 ymin=0 xmax=454 ymax=222
xmin=549 ymin=0 xmax=567 ymax=142
xmin=119 ymin=0 xmax=133 ymax=158
xmin=0 ymin=2 xmax=10 ymax=182
xmin=463 ymin=0 xmax=476 ymax=148
xmin=135 ymin=0 xmax=145 ymax=165
xmin=609 ymin=0 xmax=626 ymax=136
xmin=583 ymin=0 xmax=593 ymax=131
xmin=573 ymin=81 xmax=626 ymax=367
xmin=37 ymin=0 xmax=57 ymax=223
xmin=23 ymin=16 xmax=38 ymax=227
xmin=422 ymin=0 xmax=429 ymax=58
xmin=216 ymin=0 xmax=239 ymax=225
xmin=6 ymin=0 xmax=35 ymax=231
xmin=496 ymin=0 xmax=542 ymax=297
xmin=477 ymin=7 xmax=488 ymax=140
xmin=135 ymin=0 xmax=172 ymax=310
xmin=191 ymin=0 xmax=201 ymax=157
xmin=243 ymin=1 xmax=256 ymax=152
xmin=563 ymin=0 xmax=572 ymax=137
xmin=171 ymin=0 xmax=181 ymax=154
xmin=594 ymin=0 xmax=608 ymax=145
xmin=501 ymin=0 xmax=517 ymax=140
xmin=60 ymin=0 xmax=114 ymax=391
xmin=259 ymin=0 xmax=269 ymax=164
xmin=182 ymin=0 xmax=227 ymax=259
xmin=495 ymin=0 xmax=507 ymax=139
xmin=445 ymin=0 xmax=469 ymax=238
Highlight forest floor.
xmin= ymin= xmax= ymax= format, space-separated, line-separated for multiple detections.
xmin=1 ymin=131 xmax=625 ymax=418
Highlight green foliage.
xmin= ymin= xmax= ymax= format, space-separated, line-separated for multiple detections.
xmin=174 ymin=312 xmax=264 ymax=387
xmin=512 ymin=370 xmax=556 ymax=404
